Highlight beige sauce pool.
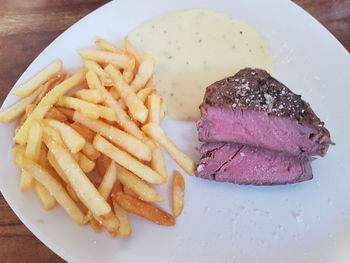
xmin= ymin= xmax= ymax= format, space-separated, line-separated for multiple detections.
xmin=128 ymin=9 xmax=273 ymax=121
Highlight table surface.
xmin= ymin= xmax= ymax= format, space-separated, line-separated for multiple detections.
xmin=0 ymin=0 xmax=349 ymax=262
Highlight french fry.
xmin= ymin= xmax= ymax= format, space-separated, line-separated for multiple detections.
xmin=47 ymin=151 xmax=68 ymax=183
xmin=137 ymin=85 xmax=155 ymax=103
xmin=112 ymin=198 xmax=131 ymax=238
xmin=146 ymin=93 xmax=161 ymax=124
xmin=98 ymin=161 xmax=117 ymax=199
xmin=14 ymin=67 xmax=87 ymax=145
xmin=56 ymin=96 xmax=116 ymax=121
xmin=142 ymin=123 xmax=196 ymax=176
xmin=151 ymin=146 xmax=168 ymax=179
xmin=79 ymin=49 xmax=131 ymax=69
xmin=81 ymin=141 xmax=100 ymax=160
xmin=124 ymin=37 xmax=142 ymax=66
xmin=117 ymin=165 xmax=164 ymax=202
xmin=12 ymin=60 xmax=62 ymax=97
xmin=15 ymin=104 xmax=36 ymax=134
xmin=44 ymin=135 xmax=111 ymax=216
xmin=73 ymin=111 xmax=151 ymax=161
xmin=108 ymin=86 xmax=120 ymax=100
xmin=75 ymin=89 xmax=103 ymax=104
xmin=70 ymin=122 xmax=96 ymax=143
xmin=32 ymin=71 xmax=67 ymax=105
xmin=45 ymin=119 xmax=86 ymax=153
xmin=93 ymin=135 xmax=164 ymax=185
xmin=34 ymin=181 xmax=56 ymax=210
xmin=44 ymin=107 xmax=68 ymax=122
xmin=66 ymin=184 xmax=79 ymax=202
xmin=84 ymin=60 xmax=112 ymax=86
xmin=95 ymin=38 xmax=123 ymax=54
xmin=104 ymin=65 xmax=149 ymax=123
xmin=42 ymin=125 xmax=65 ymax=145
xmin=78 ymin=153 xmax=96 ymax=173
xmin=131 ymin=53 xmax=155 ymax=92
xmin=112 ymin=192 xmax=175 ymax=226
xmin=160 ymin=98 xmax=167 ymax=121
xmin=94 ymin=211 xmax=119 ymax=236
xmin=96 ymin=154 xmax=111 ymax=176
xmin=85 ymin=70 xmax=147 ymax=141
xmin=0 ymin=87 xmax=43 ymax=123
xmin=122 ymin=185 xmax=138 ymax=198
xmin=90 ymin=217 xmax=103 ymax=232
xmin=56 ymin=107 xmax=74 ymax=120
xmin=14 ymin=151 xmax=85 ymax=224
xmin=19 ymin=121 xmax=43 ymax=191
xmin=123 ymin=58 xmax=135 ymax=84
xmin=172 ymin=170 xmax=185 ymax=217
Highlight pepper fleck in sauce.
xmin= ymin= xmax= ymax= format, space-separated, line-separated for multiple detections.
xmin=128 ymin=9 xmax=273 ymax=121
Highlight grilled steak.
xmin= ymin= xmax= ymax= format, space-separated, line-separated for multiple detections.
xmin=197 ymin=143 xmax=313 ymax=185
xmin=195 ymin=68 xmax=333 ymax=185
xmin=196 ymin=68 xmax=332 ymax=156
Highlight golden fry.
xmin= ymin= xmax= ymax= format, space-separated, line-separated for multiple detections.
xmin=79 ymin=49 xmax=131 ymax=69
xmin=131 ymin=53 xmax=155 ymax=92
xmin=172 ymin=170 xmax=185 ymax=217
xmin=75 ymin=89 xmax=104 ymax=104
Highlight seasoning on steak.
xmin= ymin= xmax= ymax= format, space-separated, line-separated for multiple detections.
xmin=197 ymin=143 xmax=313 ymax=185
xmin=196 ymin=68 xmax=333 ymax=156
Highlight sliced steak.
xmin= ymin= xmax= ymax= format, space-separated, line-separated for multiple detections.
xmin=196 ymin=143 xmax=313 ymax=185
xmin=196 ymin=68 xmax=333 ymax=156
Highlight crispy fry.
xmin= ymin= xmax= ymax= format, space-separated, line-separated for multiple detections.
xmin=45 ymin=119 xmax=86 ymax=153
xmin=73 ymin=111 xmax=151 ymax=161
xmin=112 ymin=192 xmax=175 ymax=226
xmin=96 ymin=154 xmax=111 ymax=176
xmin=131 ymin=53 xmax=155 ymax=92
xmin=151 ymin=146 xmax=168 ymax=179
xmin=66 ymin=184 xmax=79 ymax=202
xmin=70 ymin=122 xmax=96 ymax=143
xmin=104 ymin=65 xmax=148 ymax=123
xmin=146 ymin=93 xmax=161 ymax=124
xmin=85 ymin=70 xmax=147 ymax=141
xmin=122 ymin=185 xmax=138 ymax=198
xmin=95 ymin=38 xmax=123 ymax=54
xmin=56 ymin=107 xmax=74 ymax=120
xmin=172 ymin=170 xmax=185 ymax=217
xmin=84 ymin=60 xmax=112 ymax=86
xmin=15 ymin=104 xmax=36 ymax=134
xmin=93 ymin=135 xmax=164 ymax=185
xmin=98 ymin=161 xmax=117 ymax=199
xmin=56 ymin=96 xmax=116 ymax=121
xmin=78 ymin=153 xmax=96 ymax=173
xmin=136 ymin=85 xmax=155 ymax=103
xmin=142 ymin=123 xmax=196 ymax=176
xmin=112 ymin=198 xmax=131 ymax=238
xmin=33 ymin=72 xmax=67 ymax=105
xmin=44 ymin=136 xmax=111 ymax=215
xmin=34 ymin=181 xmax=56 ymax=210
xmin=0 ymin=87 xmax=43 ymax=123
xmin=90 ymin=217 xmax=103 ymax=232
xmin=44 ymin=107 xmax=68 ymax=122
xmin=124 ymin=37 xmax=142 ymax=66
xmin=79 ymin=49 xmax=131 ymax=69
xmin=14 ymin=67 xmax=87 ymax=145
xmin=75 ymin=89 xmax=103 ymax=104
xmin=14 ymin=151 xmax=85 ymax=224
xmin=123 ymin=58 xmax=135 ymax=84
xmin=12 ymin=60 xmax=63 ymax=97
xmin=117 ymin=165 xmax=164 ymax=202
xmin=81 ymin=141 xmax=100 ymax=160
xmin=47 ymin=151 xmax=68 ymax=183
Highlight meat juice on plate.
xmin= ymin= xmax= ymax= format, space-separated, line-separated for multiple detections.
xmin=128 ymin=8 xmax=273 ymax=121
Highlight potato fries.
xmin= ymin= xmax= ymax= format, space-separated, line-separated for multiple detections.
xmin=172 ymin=171 xmax=185 ymax=217
xmin=12 ymin=60 xmax=62 ymax=97
xmin=113 ymin=192 xmax=175 ymax=226
xmin=73 ymin=111 xmax=151 ymax=161
xmin=14 ymin=67 xmax=86 ymax=145
xmin=93 ymin=135 xmax=164 ymax=185
xmin=0 ymin=87 xmax=43 ymax=123
xmin=142 ymin=123 xmax=196 ymax=176
xmin=105 ymin=65 xmax=148 ymax=123
xmin=116 ymin=165 xmax=164 ymax=202
xmin=14 ymin=151 xmax=85 ymax=224
xmin=2 ymin=37 xmax=194 ymax=239
xmin=45 ymin=119 xmax=86 ymax=153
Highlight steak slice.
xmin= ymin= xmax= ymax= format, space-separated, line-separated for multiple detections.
xmin=196 ymin=143 xmax=313 ymax=185
xmin=196 ymin=68 xmax=333 ymax=156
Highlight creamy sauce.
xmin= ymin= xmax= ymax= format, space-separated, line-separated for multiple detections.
xmin=128 ymin=9 xmax=273 ymax=121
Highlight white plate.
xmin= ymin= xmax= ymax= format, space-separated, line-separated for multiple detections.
xmin=1 ymin=0 xmax=349 ymax=262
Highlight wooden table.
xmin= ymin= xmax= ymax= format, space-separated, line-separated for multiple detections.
xmin=0 ymin=0 xmax=349 ymax=262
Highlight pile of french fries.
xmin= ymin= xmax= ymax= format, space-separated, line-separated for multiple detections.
xmin=0 ymin=37 xmax=196 ymax=237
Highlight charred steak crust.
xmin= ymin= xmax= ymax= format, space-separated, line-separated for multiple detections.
xmin=200 ymin=68 xmax=329 ymax=136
